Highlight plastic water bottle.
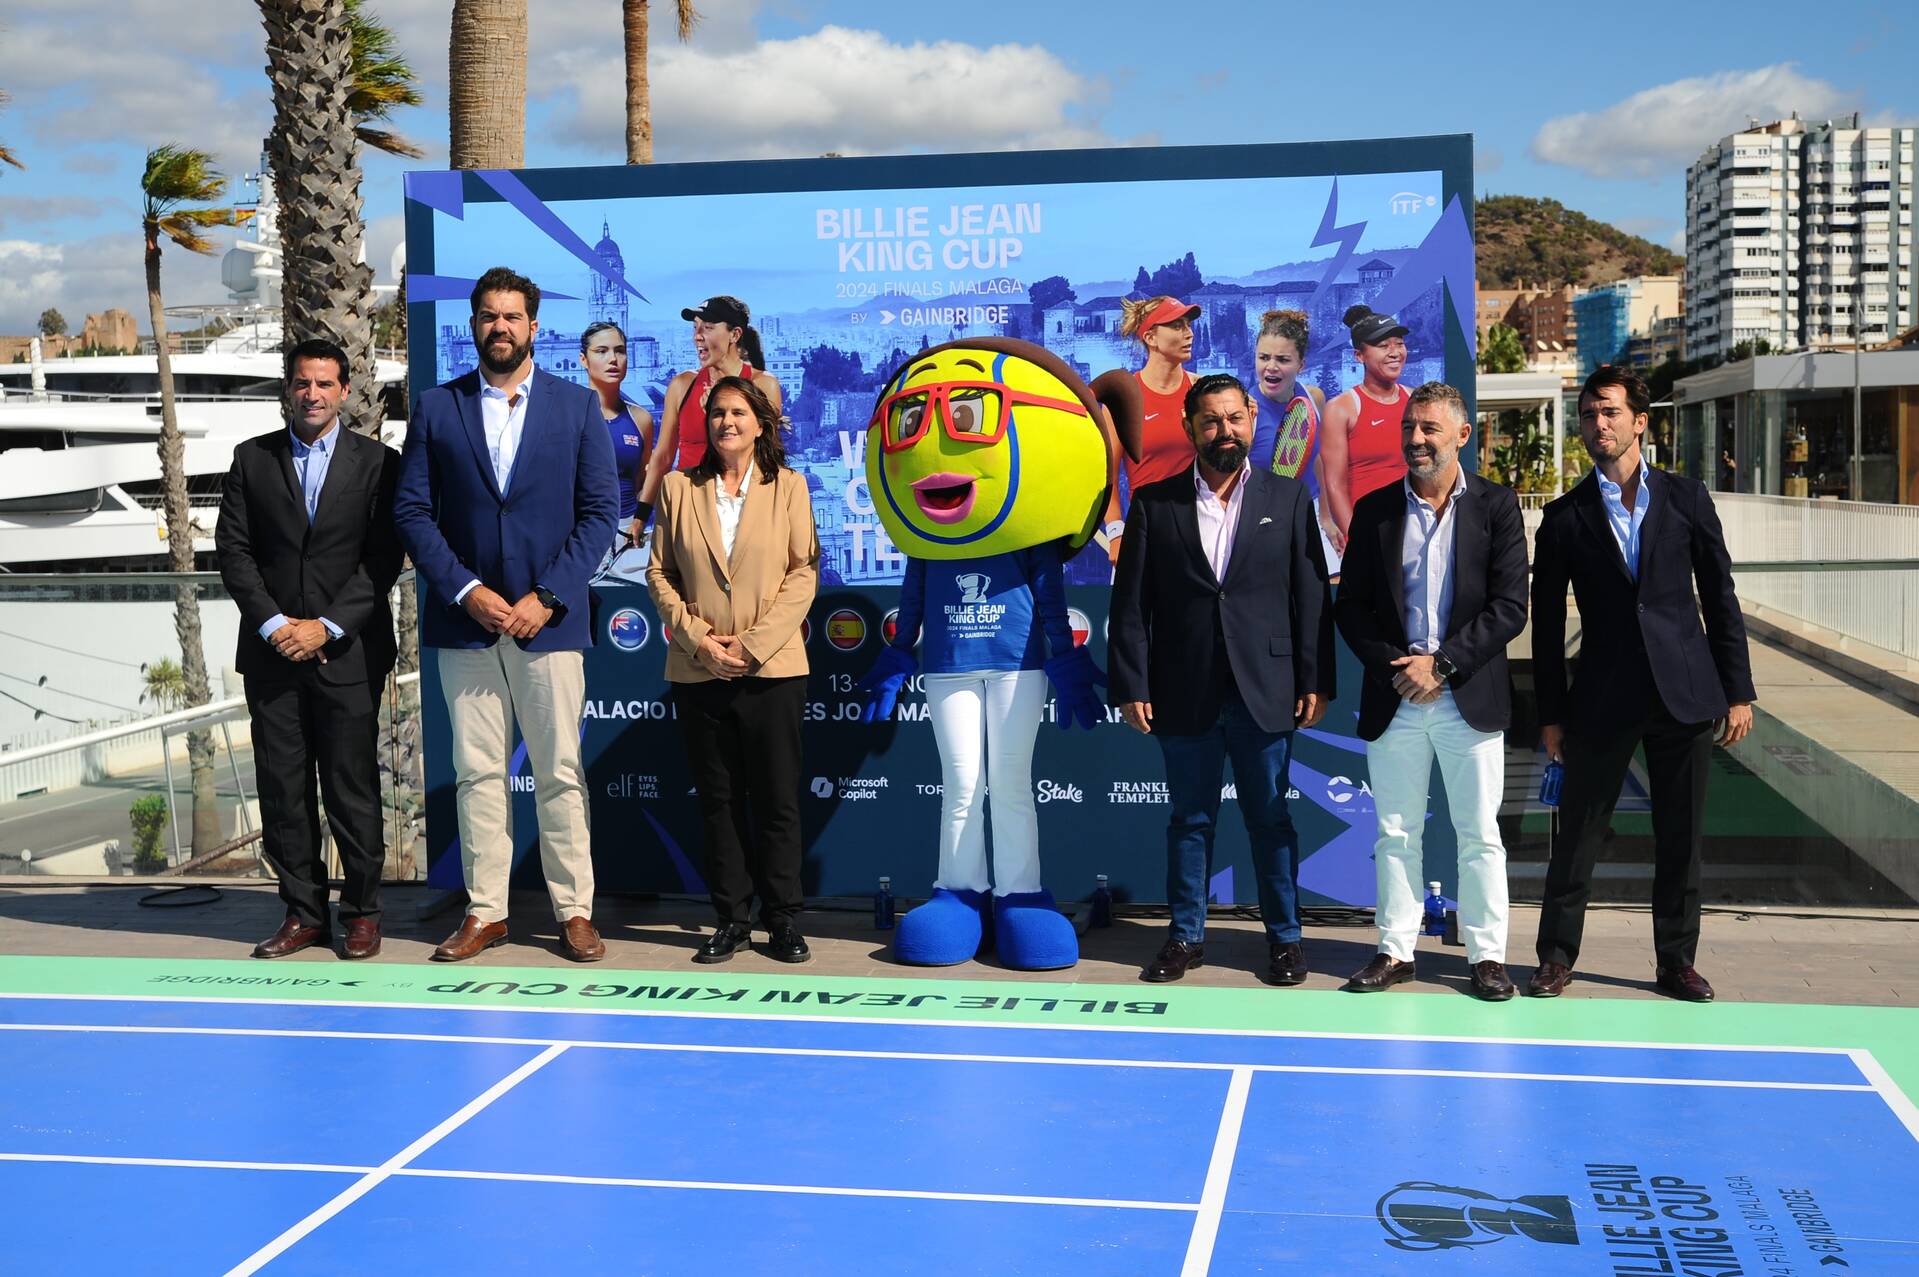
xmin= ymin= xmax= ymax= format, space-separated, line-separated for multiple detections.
xmin=1539 ymin=759 xmax=1565 ymax=808
xmin=1422 ymin=882 xmax=1447 ymax=937
xmin=874 ymin=876 xmax=895 ymax=930
xmin=1091 ymin=874 xmax=1113 ymax=928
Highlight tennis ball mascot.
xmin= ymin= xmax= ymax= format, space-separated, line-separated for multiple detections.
xmin=857 ymin=337 xmax=1142 ymax=970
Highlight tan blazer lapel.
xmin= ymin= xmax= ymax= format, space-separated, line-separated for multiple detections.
xmin=727 ymin=467 xmax=773 ymax=578
xmin=690 ymin=471 xmax=732 ymax=583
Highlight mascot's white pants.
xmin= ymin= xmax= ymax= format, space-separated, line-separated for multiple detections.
xmin=924 ymin=669 xmax=1046 ymax=896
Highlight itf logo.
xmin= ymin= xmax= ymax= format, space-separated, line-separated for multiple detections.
xmin=1375 ymin=1182 xmax=1578 ymax=1253
xmin=1389 ymin=190 xmax=1438 ymax=215
xmin=955 ymin=573 xmax=991 ymax=604
xmin=607 ymin=608 xmax=649 ymax=652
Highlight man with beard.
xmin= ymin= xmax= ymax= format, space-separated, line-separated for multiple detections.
xmin=1109 ymin=373 xmax=1335 ymax=987
xmin=1530 ymin=365 xmax=1754 ymax=1002
xmin=394 ymin=266 xmax=619 ymax=963
xmin=1332 ymin=382 xmax=1529 ymax=1000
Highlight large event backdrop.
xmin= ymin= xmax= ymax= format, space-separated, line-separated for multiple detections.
xmin=402 ymin=137 xmax=1478 ymax=907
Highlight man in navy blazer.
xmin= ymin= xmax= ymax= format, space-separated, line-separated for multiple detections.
xmin=1109 ymin=373 xmax=1336 ymax=988
xmin=394 ymin=265 xmax=619 ymax=963
xmin=1530 ymin=365 xmax=1755 ymax=1002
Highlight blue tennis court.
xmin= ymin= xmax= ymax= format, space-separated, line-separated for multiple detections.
xmin=5 ymin=990 xmax=1918 ymax=1274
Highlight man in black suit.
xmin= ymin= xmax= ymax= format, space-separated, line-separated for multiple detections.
xmin=1333 ymin=382 xmax=1529 ymax=1001
xmin=217 ymin=338 xmax=401 ymax=960
xmin=1110 ymin=372 xmax=1335 ymax=987
xmin=1530 ymin=365 xmax=1755 ymax=1002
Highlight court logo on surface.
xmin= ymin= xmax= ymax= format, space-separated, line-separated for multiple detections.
xmin=1375 ymin=1182 xmax=1579 ymax=1253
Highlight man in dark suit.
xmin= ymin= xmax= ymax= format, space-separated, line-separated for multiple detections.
xmin=1333 ymin=382 xmax=1529 ymax=1000
xmin=394 ymin=265 xmax=619 ymax=964
xmin=1110 ymin=372 xmax=1335 ymax=987
xmin=1530 ymin=365 xmax=1755 ymax=1002
xmin=217 ymin=338 xmax=401 ymax=960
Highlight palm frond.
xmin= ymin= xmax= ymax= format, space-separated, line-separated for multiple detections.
xmin=0 ymin=142 xmax=22 ymax=172
xmin=344 ymin=0 xmax=424 ymax=123
xmin=142 ymin=145 xmax=230 ymax=213
xmin=157 ymin=218 xmax=217 ymax=255
xmin=354 ymin=125 xmax=425 ymax=159
xmin=675 ymin=0 xmax=700 ymax=41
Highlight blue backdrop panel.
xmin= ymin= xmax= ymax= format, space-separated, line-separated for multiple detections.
xmin=405 ymin=138 xmax=1479 ymax=905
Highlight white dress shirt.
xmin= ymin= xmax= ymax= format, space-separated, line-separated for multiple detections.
xmin=1192 ymin=460 xmax=1250 ymax=582
xmin=715 ymin=463 xmax=755 ymax=558
xmin=456 ymin=373 xmax=533 ymax=605
xmin=1401 ymin=469 xmax=1466 ymax=656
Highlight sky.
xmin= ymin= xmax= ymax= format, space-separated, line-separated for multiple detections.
xmin=0 ymin=0 xmax=1915 ymax=335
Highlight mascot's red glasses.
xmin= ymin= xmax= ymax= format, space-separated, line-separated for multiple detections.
xmin=871 ymin=381 xmax=1088 ymax=453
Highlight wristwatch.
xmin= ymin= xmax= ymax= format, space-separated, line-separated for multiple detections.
xmin=533 ymin=585 xmax=563 ymax=612
xmin=1431 ymin=649 xmax=1457 ymax=681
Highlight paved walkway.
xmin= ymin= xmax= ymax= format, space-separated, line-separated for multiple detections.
xmin=3 ymin=881 xmax=1914 ymax=1007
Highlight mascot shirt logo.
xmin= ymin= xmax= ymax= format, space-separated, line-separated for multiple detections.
xmin=1376 ymin=1182 xmax=1579 ymax=1253
xmin=955 ymin=573 xmax=991 ymax=604
xmin=607 ymin=608 xmax=649 ymax=652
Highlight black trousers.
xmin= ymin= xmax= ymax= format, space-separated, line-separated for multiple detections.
xmin=246 ymin=670 xmax=386 ymax=927
xmin=675 ymin=675 xmax=807 ymax=928
xmin=1536 ymin=696 xmax=1713 ymax=970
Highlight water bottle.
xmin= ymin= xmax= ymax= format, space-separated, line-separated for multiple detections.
xmin=874 ymin=876 xmax=895 ymax=930
xmin=1091 ymin=874 xmax=1113 ymax=928
xmin=1422 ymin=882 xmax=1447 ymax=937
xmin=1539 ymin=759 xmax=1565 ymax=808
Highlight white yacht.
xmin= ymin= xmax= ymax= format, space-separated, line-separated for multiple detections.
xmin=0 ymin=156 xmax=406 ymax=572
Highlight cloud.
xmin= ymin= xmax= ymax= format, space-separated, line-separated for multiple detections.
xmin=1531 ymin=65 xmax=1855 ymax=179
xmin=0 ymin=195 xmax=114 ymax=231
xmin=542 ymin=25 xmax=1120 ymax=160
xmin=0 ymin=233 xmax=224 ymax=336
xmin=1475 ymin=143 xmax=1503 ymax=176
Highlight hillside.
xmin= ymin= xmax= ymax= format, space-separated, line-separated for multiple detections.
xmin=1475 ymin=195 xmax=1683 ymax=289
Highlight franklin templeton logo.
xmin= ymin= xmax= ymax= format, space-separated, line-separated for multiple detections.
xmin=1376 ymin=1182 xmax=1578 ymax=1253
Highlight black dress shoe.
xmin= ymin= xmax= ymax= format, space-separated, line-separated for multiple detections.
xmin=1527 ymin=961 xmax=1573 ymax=997
xmin=1140 ymin=938 xmax=1204 ymax=983
xmin=1469 ymin=960 xmax=1516 ymax=1001
xmin=764 ymin=921 xmax=812 ymax=964
xmin=1655 ymin=965 xmax=1714 ymax=1003
xmin=1344 ymin=952 xmax=1413 ymax=992
xmin=1266 ymin=942 xmax=1308 ymax=987
xmin=693 ymin=923 xmax=753 ymax=964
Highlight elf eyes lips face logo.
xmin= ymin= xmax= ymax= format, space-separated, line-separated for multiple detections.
xmin=1375 ymin=1182 xmax=1579 ymax=1253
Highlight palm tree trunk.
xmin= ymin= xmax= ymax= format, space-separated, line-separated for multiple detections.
xmin=145 ymin=223 xmax=222 ymax=857
xmin=449 ymin=0 xmax=526 ymax=169
xmin=624 ymin=0 xmax=651 ymax=163
xmin=261 ymin=0 xmax=378 ymax=434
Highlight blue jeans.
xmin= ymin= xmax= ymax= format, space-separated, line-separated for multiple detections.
xmin=1155 ymin=691 xmax=1301 ymax=945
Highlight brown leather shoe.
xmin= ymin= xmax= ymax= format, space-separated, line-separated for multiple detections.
xmin=342 ymin=917 xmax=382 ymax=961
xmin=1527 ymin=960 xmax=1573 ymax=997
xmin=433 ymin=915 xmax=508 ymax=962
xmin=1141 ymin=938 xmax=1204 ymax=983
xmin=1655 ymin=965 xmax=1714 ymax=1003
xmin=253 ymin=915 xmax=328 ymax=959
xmin=1344 ymin=952 xmax=1414 ymax=992
xmin=1469 ymin=960 xmax=1516 ymax=1001
xmin=561 ymin=917 xmax=606 ymax=963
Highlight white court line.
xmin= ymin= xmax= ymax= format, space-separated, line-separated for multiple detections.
xmin=1850 ymin=1049 xmax=1919 ymax=1145
xmin=0 ymin=1022 xmax=1876 ymax=1092
xmin=0 ymin=1149 xmax=1194 ymax=1213
xmin=0 ymin=990 xmax=1860 ymax=1059
xmin=220 ymin=1043 xmax=567 ymax=1277
xmin=0 ymin=1152 xmax=368 ymax=1175
xmin=1181 ymin=1066 xmax=1252 ymax=1276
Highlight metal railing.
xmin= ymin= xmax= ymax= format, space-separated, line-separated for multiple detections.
xmin=1715 ymin=493 xmax=1919 ymax=657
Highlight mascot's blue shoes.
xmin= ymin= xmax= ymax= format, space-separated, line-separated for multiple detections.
xmin=993 ymin=889 xmax=1079 ymax=971
xmin=893 ymin=887 xmax=992 ymax=966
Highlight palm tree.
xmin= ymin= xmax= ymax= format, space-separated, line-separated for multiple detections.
xmin=140 ymin=658 xmax=187 ymax=713
xmin=345 ymin=0 xmax=425 ymax=159
xmin=450 ymin=0 xmax=526 ymax=169
xmin=0 ymin=86 xmax=23 ymax=173
xmin=623 ymin=1 xmax=699 ymax=163
xmin=142 ymin=145 xmax=248 ymax=856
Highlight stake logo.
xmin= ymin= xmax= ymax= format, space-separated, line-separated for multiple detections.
xmin=1376 ymin=1182 xmax=1578 ymax=1253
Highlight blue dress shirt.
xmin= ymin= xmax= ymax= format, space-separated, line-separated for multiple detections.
xmin=1597 ymin=461 xmax=1652 ymax=581
xmin=259 ymin=423 xmax=344 ymax=644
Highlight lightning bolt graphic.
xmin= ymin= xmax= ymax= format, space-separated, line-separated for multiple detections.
xmin=1308 ymin=177 xmax=1368 ymax=307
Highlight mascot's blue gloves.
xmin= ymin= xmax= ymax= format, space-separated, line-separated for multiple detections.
xmin=857 ymin=645 xmax=918 ymax=723
xmin=1044 ymin=646 xmax=1107 ymax=731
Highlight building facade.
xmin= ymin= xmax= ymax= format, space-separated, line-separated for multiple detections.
xmin=1572 ymin=275 xmax=1682 ymax=378
xmin=1686 ymin=114 xmax=1916 ymax=363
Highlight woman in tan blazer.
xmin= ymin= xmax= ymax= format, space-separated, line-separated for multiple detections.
xmin=646 ymin=376 xmax=820 ymax=964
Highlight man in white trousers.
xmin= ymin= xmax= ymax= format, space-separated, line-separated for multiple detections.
xmin=1332 ymin=382 xmax=1530 ymax=999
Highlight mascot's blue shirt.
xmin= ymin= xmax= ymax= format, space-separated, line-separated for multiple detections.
xmin=891 ymin=548 xmax=1073 ymax=674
